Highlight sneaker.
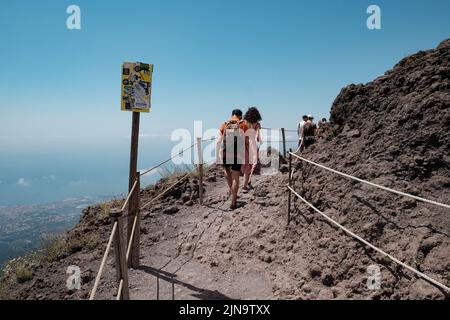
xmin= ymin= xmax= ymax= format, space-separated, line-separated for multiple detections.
xmin=242 ymin=186 xmax=249 ymax=194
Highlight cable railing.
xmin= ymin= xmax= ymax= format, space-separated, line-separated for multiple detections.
xmin=140 ymin=143 xmax=196 ymax=177
xmin=89 ymin=140 xmax=209 ymax=300
xmin=261 ymin=126 xmax=297 ymax=132
xmin=89 ymin=221 xmax=117 ymax=300
xmin=286 ymin=150 xmax=450 ymax=294
xmin=289 ymin=152 xmax=450 ymax=210
xmin=141 ymin=167 xmax=197 ymax=210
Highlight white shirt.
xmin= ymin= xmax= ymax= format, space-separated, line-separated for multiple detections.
xmin=297 ymin=120 xmax=305 ymax=140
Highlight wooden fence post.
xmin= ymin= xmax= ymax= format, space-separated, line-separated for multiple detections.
xmin=156 ymin=274 xmax=160 ymax=300
xmin=130 ymin=172 xmax=140 ymax=268
xmin=127 ymin=111 xmax=140 ymax=263
xmin=172 ymin=275 xmax=175 ymax=300
xmin=109 ymin=208 xmax=130 ymax=300
xmin=196 ymin=137 xmax=204 ymax=205
xmin=287 ymin=148 xmax=292 ymax=226
xmin=281 ymin=128 xmax=286 ymax=158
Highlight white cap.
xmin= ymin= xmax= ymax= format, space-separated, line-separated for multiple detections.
xmin=307 ymin=114 xmax=314 ymax=119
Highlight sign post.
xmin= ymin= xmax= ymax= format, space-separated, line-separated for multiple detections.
xmin=121 ymin=62 xmax=153 ymax=268
xmin=129 ymin=112 xmax=140 ymax=191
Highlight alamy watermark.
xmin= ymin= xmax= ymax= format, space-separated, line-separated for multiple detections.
xmin=366 ymin=264 xmax=381 ymax=290
xmin=367 ymin=5 xmax=381 ymax=30
xmin=64 ymin=5 xmax=382 ymax=32
xmin=66 ymin=265 xmax=81 ymax=290
xmin=66 ymin=5 xmax=81 ymax=30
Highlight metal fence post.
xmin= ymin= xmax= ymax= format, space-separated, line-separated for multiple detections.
xmin=109 ymin=208 xmax=130 ymax=300
xmin=287 ymin=148 xmax=292 ymax=226
xmin=196 ymin=137 xmax=204 ymax=205
xmin=131 ymin=172 xmax=140 ymax=268
xmin=281 ymin=128 xmax=287 ymax=158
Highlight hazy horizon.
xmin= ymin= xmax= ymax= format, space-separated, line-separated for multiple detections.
xmin=2 ymin=0 xmax=450 ymax=207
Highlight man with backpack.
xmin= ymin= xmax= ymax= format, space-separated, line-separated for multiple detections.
xmin=217 ymin=109 xmax=248 ymax=210
xmin=301 ymin=114 xmax=317 ymax=150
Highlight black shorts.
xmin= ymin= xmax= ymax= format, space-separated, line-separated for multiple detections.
xmin=304 ymin=139 xmax=315 ymax=149
xmin=223 ymin=163 xmax=242 ymax=172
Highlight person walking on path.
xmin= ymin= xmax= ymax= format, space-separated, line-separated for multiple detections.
xmin=301 ymin=114 xmax=317 ymax=150
xmin=297 ymin=115 xmax=308 ymax=151
xmin=216 ymin=109 xmax=248 ymax=209
xmin=242 ymin=106 xmax=262 ymax=193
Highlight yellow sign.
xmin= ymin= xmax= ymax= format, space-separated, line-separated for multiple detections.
xmin=121 ymin=62 xmax=153 ymax=112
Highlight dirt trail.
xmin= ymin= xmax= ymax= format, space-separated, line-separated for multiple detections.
xmin=127 ymin=170 xmax=277 ymax=300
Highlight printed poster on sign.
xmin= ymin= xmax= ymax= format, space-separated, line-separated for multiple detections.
xmin=121 ymin=62 xmax=153 ymax=112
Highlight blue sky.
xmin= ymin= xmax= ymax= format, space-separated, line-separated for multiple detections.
xmin=0 ymin=0 xmax=449 ymax=152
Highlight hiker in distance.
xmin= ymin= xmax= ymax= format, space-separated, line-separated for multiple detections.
xmin=242 ymin=106 xmax=262 ymax=193
xmin=297 ymin=115 xmax=308 ymax=151
xmin=217 ymin=109 xmax=248 ymax=210
xmin=300 ymin=114 xmax=317 ymax=150
xmin=317 ymin=117 xmax=328 ymax=140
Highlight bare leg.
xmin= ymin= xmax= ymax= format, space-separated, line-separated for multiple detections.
xmin=243 ymin=172 xmax=250 ymax=189
xmin=223 ymin=166 xmax=232 ymax=193
xmin=230 ymin=170 xmax=240 ymax=209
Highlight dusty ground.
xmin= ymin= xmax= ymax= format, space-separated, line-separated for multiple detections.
xmin=99 ymin=165 xmax=449 ymax=300
xmin=127 ymin=170 xmax=276 ymax=300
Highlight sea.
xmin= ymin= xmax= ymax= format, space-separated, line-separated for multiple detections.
xmin=0 ymin=135 xmax=297 ymax=267
xmin=0 ymin=136 xmax=204 ymax=267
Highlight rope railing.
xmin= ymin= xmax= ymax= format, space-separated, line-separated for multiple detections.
xmin=120 ymin=179 xmax=138 ymax=212
xmin=89 ymin=221 xmax=118 ymax=300
xmin=286 ymin=149 xmax=450 ymax=293
xmin=89 ymin=138 xmax=216 ymax=301
xmin=262 ymin=140 xmax=298 ymax=143
xmin=201 ymin=137 xmax=216 ymax=143
xmin=140 ymin=143 xmax=196 ymax=177
xmin=261 ymin=126 xmax=297 ymax=132
xmin=287 ymin=185 xmax=450 ymax=293
xmin=126 ymin=215 xmax=138 ymax=262
xmin=89 ymin=138 xmax=215 ymax=300
xmin=116 ymin=279 xmax=124 ymax=300
xmin=140 ymin=166 xmax=198 ymax=210
xmin=289 ymin=152 xmax=450 ymax=210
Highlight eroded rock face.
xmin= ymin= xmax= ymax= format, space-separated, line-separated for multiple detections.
xmin=290 ymin=39 xmax=450 ymax=299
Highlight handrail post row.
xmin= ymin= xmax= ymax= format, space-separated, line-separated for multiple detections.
xmin=196 ymin=137 xmax=204 ymax=205
xmin=281 ymin=128 xmax=286 ymax=158
xmin=287 ymin=148 xmax=292 ymax=226
xmin=109 ymin=208 xmax=130 ymax=300
xmin=130 ymin=172 xmax=141 ymax=268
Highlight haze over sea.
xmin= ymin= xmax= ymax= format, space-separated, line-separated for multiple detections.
xmin=0 ymin=136 xmax=194 ymax=265
xmin=0 ymin=131 xmax=296 ymax=266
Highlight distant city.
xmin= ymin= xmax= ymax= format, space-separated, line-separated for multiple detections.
xmin=0 ymin=195 xmax=106 ymax=268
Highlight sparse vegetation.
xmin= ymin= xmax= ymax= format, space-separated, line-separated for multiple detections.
xmin=99 ymin=197 xmax=125 ymax=217
xmin=0 ymin=279 xmax=12 ymax=299
xmin=2 ymin=257 xmax=33 ymax=288
xmin=410 ymin=256 xmax=421 ymax=270
xmin=39 ymin=234 xmax=68 ymax=263
xmin=14 ymin=265 xmax=33 ymax=283
xmin=82 ymin=232 xmax=101 ymax=250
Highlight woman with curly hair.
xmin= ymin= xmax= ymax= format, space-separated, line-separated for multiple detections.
xmin=242 ymin=106 xmax=262 ymax=193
